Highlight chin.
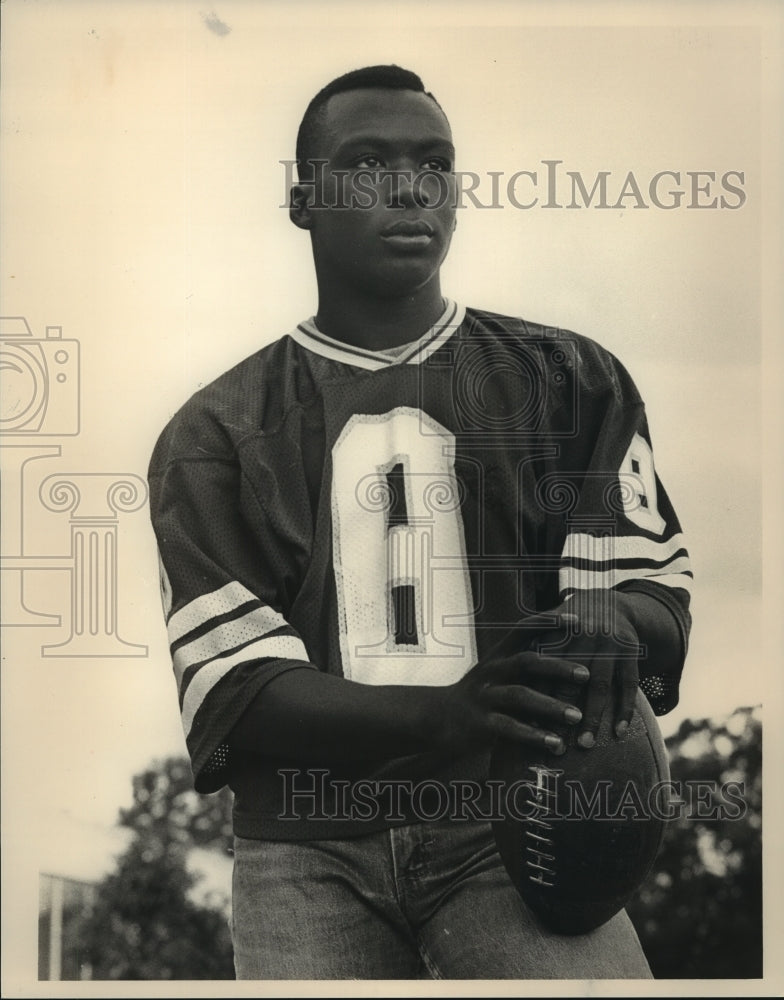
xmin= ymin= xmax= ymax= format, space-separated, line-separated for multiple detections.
xmin=359 ymin=256 xmax=447 ymax=299
xmin=364 ymin=273 xmax=438 ymax=300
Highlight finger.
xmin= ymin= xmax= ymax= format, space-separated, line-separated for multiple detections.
xmin=481 ymin=654 xmax=590 ymax=688
xmin=480 ymin=608 xmax=568 ymax=663
xmin=534 ymin=616 xmax=594 ymax=657
xmin=516 ymin=652 xmax=591 ymax=685
xmin=577 ymin=659 xmax=615 ymax=749
xmin=487 ymin=713 xmax=567 ymax=756
xmin=614 ymin=661 xmax=640 ymax=738
xmin=484 ymin=684 xmax=583 ymax=726
xmin=483 ymin=605 xmax=579 ymax=662
xmin=539 ymin=598 xmax=640 ymax=658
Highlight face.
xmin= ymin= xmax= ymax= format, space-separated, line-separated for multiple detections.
xmin=291 ymin=88 xmax=457 ymax=299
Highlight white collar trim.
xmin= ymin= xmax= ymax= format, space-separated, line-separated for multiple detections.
xmin=289 ymin=300 xmax=465 ymax=371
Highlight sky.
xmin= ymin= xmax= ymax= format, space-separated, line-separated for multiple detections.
xmin=2 ymin=2 xmax=782 ymax=995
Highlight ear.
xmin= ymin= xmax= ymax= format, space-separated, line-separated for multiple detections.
xmin=289 ymin=183 xmax=313 ymax=230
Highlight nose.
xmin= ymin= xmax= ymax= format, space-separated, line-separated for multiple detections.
xmin=384 ymin=169 xmax=453 ymax=212
xmin=383 ymin=168 xmax=425 ymax=210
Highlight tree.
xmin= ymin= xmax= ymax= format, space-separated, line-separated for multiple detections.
xmin=118 ymin=756 xmax=233 ymax=853
xmin=627 ymin=706 xmax=762 ymax=978
xmin=79 ymin=757 xmax=234 ymax=979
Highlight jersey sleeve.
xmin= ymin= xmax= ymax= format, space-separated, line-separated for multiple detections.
xmin=556 ymin=349 xmax=693 ymax=715
xmin=148 ymin=418 xmax=316 ymax=793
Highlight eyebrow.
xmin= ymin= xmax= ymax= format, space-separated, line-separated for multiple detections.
xmin=333 ymin=136 xmax=456 ymax=158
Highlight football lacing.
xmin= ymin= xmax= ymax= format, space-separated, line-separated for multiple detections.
xmin=524 ymin=766 xmax=559 ymax=888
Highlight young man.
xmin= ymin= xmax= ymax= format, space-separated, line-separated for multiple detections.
xmin=148 ymin=66 xmax=692 ymax=979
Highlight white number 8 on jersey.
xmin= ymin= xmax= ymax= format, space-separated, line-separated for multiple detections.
xmin=331 ymin=408 xmax=477 ymax=686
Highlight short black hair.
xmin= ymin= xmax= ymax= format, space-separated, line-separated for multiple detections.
xmin=295 ymin=64 xmax=446 ymax=179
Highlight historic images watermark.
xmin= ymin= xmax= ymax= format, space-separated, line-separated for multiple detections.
xmin=281 ymin=160 xmax=747 ymax=211
xmin=277 ymin=768 xmax=747 ymax=824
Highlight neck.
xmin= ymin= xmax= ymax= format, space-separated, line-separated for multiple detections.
xmin=314 ymin=280 xmax=446 ymax=351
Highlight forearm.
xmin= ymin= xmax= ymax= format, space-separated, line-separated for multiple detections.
xmin=228 ymin=667 xmax=447 ymax=763
xmin=228 ymin=652 xmax=588 ymax=764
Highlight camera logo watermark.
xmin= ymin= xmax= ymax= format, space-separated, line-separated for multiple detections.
xmin=0 ymin=317 xmax=79 ymax=436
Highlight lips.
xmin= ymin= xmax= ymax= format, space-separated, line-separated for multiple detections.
xmin=379 ymin=220 xmax=435 ymax=252
xmin=381 ymin=219 xmax=434 ymax=238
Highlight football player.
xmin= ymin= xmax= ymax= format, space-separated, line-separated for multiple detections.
xmin=148 ymin=65 xmax=691 ymax=979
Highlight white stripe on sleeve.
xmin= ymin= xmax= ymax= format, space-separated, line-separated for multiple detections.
xmin=173 ymin=604 xmax=292 ymax=685
xmin=181 ymin=634 xmax=309 ymax=739
xmin=167 ymin=581 xmax=259 ymax=644
xmin=559 ymin=556 xmax=693 ymax=595
xmin=561 ymin=532 xmax=688 ymax=565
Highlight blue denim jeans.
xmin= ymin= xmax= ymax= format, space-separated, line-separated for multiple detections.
xmin=231 ymin=819 xmax=653 ymax=980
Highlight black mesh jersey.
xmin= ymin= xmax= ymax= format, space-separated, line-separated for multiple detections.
xmin=148 ymin=300 xmax=692 ymax=839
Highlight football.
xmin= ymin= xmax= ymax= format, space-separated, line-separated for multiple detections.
xmin=489 ymin=687 xmax=670 ymax=935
